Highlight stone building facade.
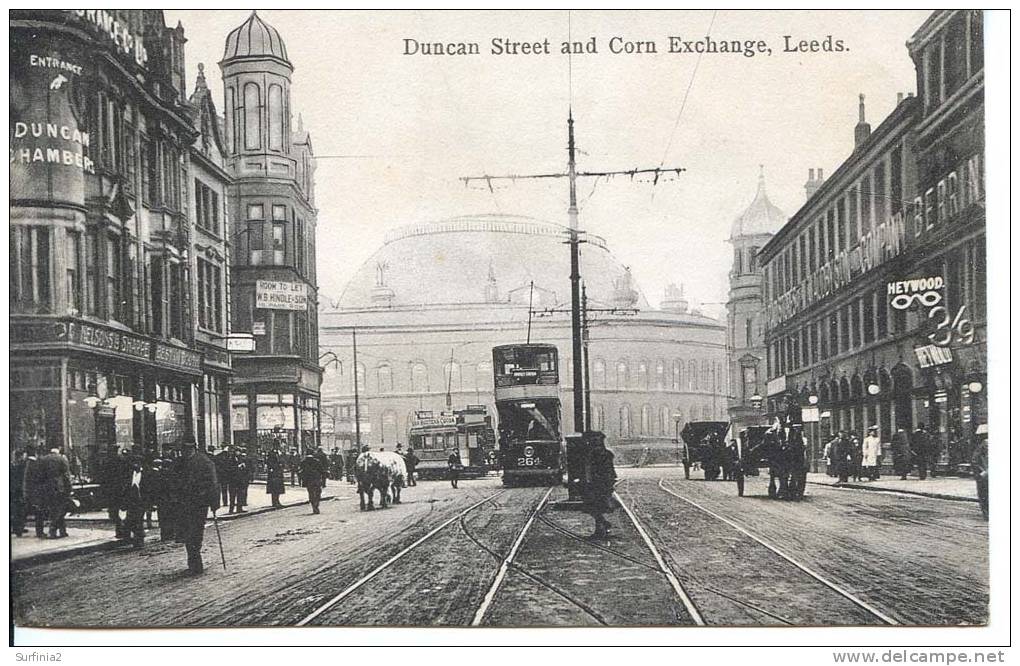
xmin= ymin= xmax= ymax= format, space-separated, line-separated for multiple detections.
xmin=318 ymin=215 xmax=727 ymax=463
xmin=219 ymin=12 xmax=322 ymax=455
xmin=10 ymin=10 xmax=210 ymax=481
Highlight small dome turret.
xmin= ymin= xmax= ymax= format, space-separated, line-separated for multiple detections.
xmin=731 ymin=166 xmax=786 ymax=239
xmin=223 ymin=11 xmax=290 ymax=66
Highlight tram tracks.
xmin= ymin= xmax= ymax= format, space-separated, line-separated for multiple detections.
xmin=654 ymin=477 xmax=899 ymax=626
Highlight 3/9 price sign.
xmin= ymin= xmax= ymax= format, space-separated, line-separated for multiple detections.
xmin=887 ymin=275 xmax=976 ymax=348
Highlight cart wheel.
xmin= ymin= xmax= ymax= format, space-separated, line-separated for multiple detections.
xmin=736 ymin=471 xmax=745 ymax=497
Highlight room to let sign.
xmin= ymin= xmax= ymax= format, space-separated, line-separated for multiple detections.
xmin=256 ymin=280 xmax=307 ymax=311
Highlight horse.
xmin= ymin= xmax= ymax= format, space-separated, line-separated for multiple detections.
xmin=374 ymin=451 xmax=407 ymax=504
xmin=755 ymin=427 xmax=808 ymax=500
xmin=355 ymin=451 xmax=392 ymax=510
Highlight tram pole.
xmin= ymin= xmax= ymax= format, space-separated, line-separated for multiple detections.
xmin=352 ymin=327 xmax=361 ymax=449
xmin=567 ymin=111 xmax=584 ymax=434
xmin=582 ymin=282 xmax=592 ymax=432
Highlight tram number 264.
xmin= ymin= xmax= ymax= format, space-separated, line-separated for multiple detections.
xmin=517 ymin=456 xmax=542 ymax=467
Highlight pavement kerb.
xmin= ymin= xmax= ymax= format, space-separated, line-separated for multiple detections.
xmin=806 ymin=480 xmax=977 ymax=503
xmin=12 ymin=493 xmax=342 ymax=569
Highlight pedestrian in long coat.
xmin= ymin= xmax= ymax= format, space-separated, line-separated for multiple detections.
xmin=37 ymin=447 xmax=72 ymax=538
xmin=122 ymin=450 xmax=148 ymax=547
xmin=230 ymin=452 xmax=251 ymax=513
xmin=300 ymin=452 xmax=325 ymax=514
xmin=892 ymin=428 xmax=912 ymax=479
xmin=862 ymin=426 xmax=882 ymax=481
xmin=313 ymin=447 xmax=330 ymax=488
xmin=831 ymin=433 xmax=852 ymax=484
xmin=22 ymin=446 xmax=47 ymax=538
xmin=404 ymin=447 xmax=419 ymax=487
xmin=971 ymin=425 xmax=988 ymax=520
xmin=171 ymin=438 xmax=219 ymax=574
xmin=266 ymin=445 xmax=286 ymax=508
xmin=911 ymin=424 xmax=932 ymax=480
xmin=583 ymin=433 xmax=617 ymax=540
xmin=11 ymin=451 xmax=28 ymax=537
xmin=149 ymin=457 xmax=176 ymax=542
xmin=850 ymin=435 xmax=864 ymax=482
xmin=100 ymin=447 xmax=129 ymax=538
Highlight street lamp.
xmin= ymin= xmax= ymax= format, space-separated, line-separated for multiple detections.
xmin=750 ymin=394 xmax=763 ymax=410
xmin=867 ymin=383 xmax=881 ymax=396
xmin=808 ymin=394 xmax=819 ymax=405
xmin=968 ymin=381 xmax=983 ymax=394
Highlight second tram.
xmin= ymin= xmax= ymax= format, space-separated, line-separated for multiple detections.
xmin=492 ymin=343 xmax=565 ymax=486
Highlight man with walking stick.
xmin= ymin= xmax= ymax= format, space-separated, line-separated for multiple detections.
xmin=172 ymin=436 xmax=220 ymax=574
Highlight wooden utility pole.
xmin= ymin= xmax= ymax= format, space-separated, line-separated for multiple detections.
xmin=352 ymin=327 xmax=361 ymax=449
xmin=461 ymin=111 xmax=685 ymax=433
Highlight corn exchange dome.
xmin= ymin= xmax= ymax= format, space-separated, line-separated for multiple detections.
xmin=334 ymin=215 xmax=651 ymax=311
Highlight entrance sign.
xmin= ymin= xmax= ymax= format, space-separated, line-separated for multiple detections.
xmin=225 ymin=333 xmax=256 ymax=353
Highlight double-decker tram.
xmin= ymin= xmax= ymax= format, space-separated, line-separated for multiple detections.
xmin=492 ymin=343 xmax=564 ymax=486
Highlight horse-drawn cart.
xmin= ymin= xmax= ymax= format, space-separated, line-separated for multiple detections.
xmin=679 ymin=421 xmax=734 ymax=481
xmin=735 ymin=425 xmax=808 ymax=499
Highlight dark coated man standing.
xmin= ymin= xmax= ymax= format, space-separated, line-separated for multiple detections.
xmin=38 ymin=447 xmax=72 ymax=538
xmin=172 ymin=437 xmax=220 ymax=574
xmin=447 ymin=449 xmax=462 ymax=488
xmin=912 ymin=423 xmax=932 ymax=480
xmin=583 ymin=433 xmax=617 ymax=540
xmin=300 ymin=451 xmax=326 ymax=514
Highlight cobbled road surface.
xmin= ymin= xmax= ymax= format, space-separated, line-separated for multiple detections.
xmin=12 ymin=468 xmax=987 ymax=627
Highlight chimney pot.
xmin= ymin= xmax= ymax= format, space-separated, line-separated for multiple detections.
xmin=897 ymin=92 xmax=904 ymax=104
xmin=818 ymin=168 xmax=824 ymax=180
xmin=809 ymin=168 xmax=815 ymax=180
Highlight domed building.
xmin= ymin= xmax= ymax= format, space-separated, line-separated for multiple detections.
xmin=318 ymin=214 xmax=727 ymax=462
xmin=726 ymin=168 xmax=789 ymax=434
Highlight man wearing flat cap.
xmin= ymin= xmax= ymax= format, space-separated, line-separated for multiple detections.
xmin=172 ymin=436 xmax=220 ymax=574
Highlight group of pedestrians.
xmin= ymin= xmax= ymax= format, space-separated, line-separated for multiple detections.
xmin=209 ymin=446 xmax=252 ymax=514
xmin=824 ymin=427 xmax=882 ymax=484
xmin=11 ymin=445 xmax=72 ymax=539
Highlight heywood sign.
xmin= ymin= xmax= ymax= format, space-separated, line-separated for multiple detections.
xmin=256 ymin=280 xmax=307 ymax=311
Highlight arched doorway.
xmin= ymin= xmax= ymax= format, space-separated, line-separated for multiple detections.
xmin=891 ymin=364 xmax=914 ymax=432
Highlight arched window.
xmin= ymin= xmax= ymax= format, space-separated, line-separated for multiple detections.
xmin=593 ymin=359 xmax=606 ymax=389
xmin=655 ymin=361 xmax=665 ymax=389
xmin=353 ymin=362 xmax=366 ymax=393
xmin=268 ymin=84 xmax=284 ymax=151
xmin=411 ymin=362 xmax=428 ymax=393
xmin=637 ymin=361 xmax=649 ymax=390
xmin=475 ymin=362 xmax=492 ymax=391
xmin=659 ymin=406 xmax=671 ymax=436
xmin=593 ymin=405 xmax=605 ymax=431
xmin=243 ymin=82 xmax=262 ymax=150
xmin=749 ymin=246 xmax=759 ymax=272
xmin=745 ymin=317 xmax=754 ymax=347
xmin=377 ymin=363 xmax=393 ymax=393
xmin=443 ymin=361 xmax=461 ymax=393
xmin=672 ymin=361 xmax=681 ymax=390
xmin=228 ymin=86 xmax=239 ymax=153
xmin=619 ymin=405 xmax=632 ymax=438
xmin=689 ymin=360 xmax=698 ymax=390
xmin=616 ymin=360 xmax=629 ymax=390
xmin=734 ymin=247 xmax=743 ymax=274
xmin=640 ymin=405 xmax=652 ymax=435
xmin=702 ymin=360 xmax=712 ymax=390
xmin=321 ymin=358 xmax=343 ymax=398
xmin=381 ymin=410 xmax=398 ymax=445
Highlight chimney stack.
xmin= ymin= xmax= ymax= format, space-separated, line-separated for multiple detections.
xmin=854 ymin=93 xmax=872 ymax=149
xmin=805 ymin=167 xmax=825 ymax=200
xmin=897 ymin=92 xmax=904 ymax=104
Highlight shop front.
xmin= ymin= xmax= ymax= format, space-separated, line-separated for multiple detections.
xmin=10 ymin=318 xmax=202 ymax=483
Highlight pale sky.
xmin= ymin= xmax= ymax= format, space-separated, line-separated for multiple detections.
xmin=167 ymin=9 xmax=930 ymax=317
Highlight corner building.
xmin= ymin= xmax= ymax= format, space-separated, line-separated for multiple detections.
xmin=759 ymin=10 xmax=984 ymax=471
xmin=10 ymin=11 xmax=215 ymax=481
xmin=219 ymin=12 xmax=322 ymax=455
